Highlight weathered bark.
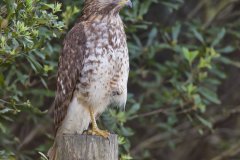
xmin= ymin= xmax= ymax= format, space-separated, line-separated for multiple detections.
xmin=56 ymin=134 xmax=118 ymax=160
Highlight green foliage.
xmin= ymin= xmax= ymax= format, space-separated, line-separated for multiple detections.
xmin=1 ymin=0 xmax=240 ymax=159
xmin=0 ymin=0 xmax=64 ymax=158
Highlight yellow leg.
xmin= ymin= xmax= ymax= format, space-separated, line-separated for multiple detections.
xmin=88 ymin=107 xmax=110 ymax=138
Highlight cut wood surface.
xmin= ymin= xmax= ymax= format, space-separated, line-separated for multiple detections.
xmin=56 ymin=134 xmax=118 ymax=160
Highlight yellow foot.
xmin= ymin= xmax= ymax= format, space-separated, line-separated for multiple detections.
xmin=88 ymin=128 xmax=110 ymax=138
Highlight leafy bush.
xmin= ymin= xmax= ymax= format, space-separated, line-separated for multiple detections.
xmin=1 ymin=0 xmax=240 ymax=159
xmin=0 ymin=0 xmax=64 ymax=158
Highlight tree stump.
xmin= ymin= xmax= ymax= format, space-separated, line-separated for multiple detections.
xmin=56 ymin=134 xmax=118 ymax=160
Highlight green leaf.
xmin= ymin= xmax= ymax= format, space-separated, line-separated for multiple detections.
xmin=211 ymin=28 xmax=226 ymax=47
xmin=39 ymin=152 xmax=48 ymax=160
xmin=167 ymin=114 xmax=177 ymax=126
xmin=147 ymin=27 xmax=157 ymax=46
xmin=118 ymin=136 xmax=126 ymax=145
xmin=191 ymin=28 xmax=204 ymax=44
xmin=161 ymin=1 xmax=181 ymax=11
xmin=218 ymin=46 xmax=235 ymax=53
xmin=0 ymin=108 xmax=14 ymax=114
xmin=0 ymin=73 xmax=4 ymax=86
xmin=127 ymin=103 xmax=140 ymax=116
xmin=182 ymin=47 xmax=199 ymax=65
xmin=198 ymin=57 xmax=211 ymax=69
xmin=187 ymin=83 xmax=197 ymax=95
xmin=198 ymin=87 xmax=221 ymax=104
xmin=196 ymin=115 xmax=212 ymax=129
xmin=120 ymin=126 xmax=134 ymax=136
xmin=121 ymin=154 xmax=133 ymax=160
xmin=0 ymin=122 xmax=7 ymax=133
xmin=172 ymin=23 xmax=181 ymax=41
xmin=26 ymin=55 xmax=43 ymax=73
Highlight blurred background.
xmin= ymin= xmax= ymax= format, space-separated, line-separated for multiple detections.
xmin=1 ymin=0 xmax=240 ymax=159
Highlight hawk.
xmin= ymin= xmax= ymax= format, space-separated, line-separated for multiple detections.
xmin=48 ymin=0 xmax=132 ymax=159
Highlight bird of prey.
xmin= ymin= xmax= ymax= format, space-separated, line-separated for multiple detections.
xmin=48 ymin=0 xmax=132 ymax=159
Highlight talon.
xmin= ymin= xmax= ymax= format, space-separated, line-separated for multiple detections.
xmin=87 ymin=106 xmax=110 ymax=138
xmin=82 ymin=130 xmax=88 ymax=134
xmin=88 ymin=128 xmax=110 ymax=138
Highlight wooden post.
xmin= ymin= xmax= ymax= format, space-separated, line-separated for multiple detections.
xmin=56 ymin=134 xmax=118 ymax=160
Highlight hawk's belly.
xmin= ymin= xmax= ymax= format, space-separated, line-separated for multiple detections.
xmin=77 ymin=50 xmax=129 ymax=115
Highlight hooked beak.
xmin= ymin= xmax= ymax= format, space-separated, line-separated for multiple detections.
xmin=118 ymin=0 xmax=133 ymax=8
xmin=125 ymin=0 xmax=133 ymax=8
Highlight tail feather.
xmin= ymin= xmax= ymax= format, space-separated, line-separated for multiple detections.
xmin=48 ymin=97 xmax=91 ymax=160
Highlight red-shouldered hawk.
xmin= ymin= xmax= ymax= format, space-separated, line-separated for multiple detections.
xmin=48 ymin=0 xmax=132 ymax=159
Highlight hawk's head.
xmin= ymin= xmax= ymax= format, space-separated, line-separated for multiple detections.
xmin=98 ymin=0 xmax=132 ymax=8
xmin=84 ymin=0 xmax=132 ymax=12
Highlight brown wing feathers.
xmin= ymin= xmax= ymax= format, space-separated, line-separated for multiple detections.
xmin=53 ymin=24 xmax=86 ymax=134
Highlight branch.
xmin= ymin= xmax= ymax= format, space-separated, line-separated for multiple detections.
xmin=210 ymin=141 xmax=240 ymax=160
xmin=128 ymin=108 xmax=168 ymax=120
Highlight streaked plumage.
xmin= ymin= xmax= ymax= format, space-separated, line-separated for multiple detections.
xmin=48 ymin=0 xmax=131 ymax=159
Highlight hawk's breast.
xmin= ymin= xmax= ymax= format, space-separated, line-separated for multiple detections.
xmin=76 ymin=19 xmax=129 ymax=113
